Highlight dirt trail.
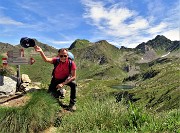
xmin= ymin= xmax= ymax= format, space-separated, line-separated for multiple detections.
xmin=0 ymin=94 xmax=30 ymax=107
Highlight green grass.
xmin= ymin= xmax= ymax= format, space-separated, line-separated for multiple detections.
xmin=10 ymin=55 xmax=53 ymax=83
xmin=0 ymin=62 xmax=179 ymax=133
xmin=0 ymin=52 xmax=53 ymax=83
xmin=0 ymin=49 xmax=179 ymax=132
xmin=0 ymin=54 xmax=2 ymax=64
xmin=56 ymin=80 xmax=180 ymax=133
xmin=124 ymin=57 xmax=180 ymax=111
xmin=0 ymin=90 xmax=59 ymax=133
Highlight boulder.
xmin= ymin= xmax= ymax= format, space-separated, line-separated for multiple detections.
xmin=21 ymin=74 xmax=31 ymax=83
xmin=19 ymin=74 xmax=31 ymax=92
xmin=0 ymin=76 xmax=16 ymax=98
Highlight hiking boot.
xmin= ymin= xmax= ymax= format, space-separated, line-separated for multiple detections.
xmin=68 ymin=104 xmax=76 ymax=112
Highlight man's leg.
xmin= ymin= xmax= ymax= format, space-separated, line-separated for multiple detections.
xmin=48 ymin=78 xmax=61 ymax=99
xmin=67 ymin=81 xmax=77 ymax=111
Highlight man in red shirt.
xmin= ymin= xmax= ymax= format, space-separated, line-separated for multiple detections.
xmin=34 ymin=46 xmax=77 ymax=111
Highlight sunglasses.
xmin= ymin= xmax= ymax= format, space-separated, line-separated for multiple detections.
xmin=60 ymin=55 xmax=68 ymax=58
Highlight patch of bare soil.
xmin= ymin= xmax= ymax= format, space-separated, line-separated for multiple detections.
xmin=0 ymin=94 xmax=30 ymax=107
xmin=0 ymin=87 xmax=42 ymax=107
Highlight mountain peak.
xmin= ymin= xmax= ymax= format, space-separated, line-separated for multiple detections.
xmin=95 ymin=40 xmax=108 ymax=44
xmin=154 ymin=35 xmax=167 ymax=40
xmin=69 ymin=39 xmax=90 ymax=50
xmin=135 ymin=35 xmax=178 ymax=53
xmin=154 ymin=35 xmax=171 ymax=42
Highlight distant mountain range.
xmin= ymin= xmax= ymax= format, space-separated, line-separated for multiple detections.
xmin=69 ymin=35 xmax=180 ymax=63
xmin=0 ymin=39 xmax=57 ymax=53
xmin=1 ymin=35 xmax=179 ymax=112
xmin=0 ymin=35 xmax=179 ymax=65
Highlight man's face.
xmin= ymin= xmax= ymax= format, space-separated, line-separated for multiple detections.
xmin=58 ymin=50 xmax=68 ymax=62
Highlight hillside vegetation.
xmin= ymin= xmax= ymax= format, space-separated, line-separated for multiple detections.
xmin=123 ymin=57 xmax=180 ymax=111
xmin=0 ymin=35 xmax=179 ymax=132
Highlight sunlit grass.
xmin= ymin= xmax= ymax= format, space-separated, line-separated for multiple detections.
xmin=0 ymin=90 xmax=59 ymax=133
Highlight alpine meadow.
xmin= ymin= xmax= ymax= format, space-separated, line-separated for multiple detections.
xmin=0 ymin=35 xmax=180 ymax=133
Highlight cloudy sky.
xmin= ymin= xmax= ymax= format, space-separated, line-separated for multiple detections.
xmin=0 ymin=0 xmax=179 ymax=48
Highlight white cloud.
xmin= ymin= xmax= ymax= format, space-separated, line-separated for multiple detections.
xmin=162 ymin=28 xmax=180 ymax=41
xmin=0 ymin=17 xmax=24 ymax=25
xmin=148 ymin=22 xmax=168 ymax=34
xmin=118 ymin=35 xmax=153 ymax=48
xmin=83 ymin=1 xmax=136 ymax=31
xmin=83 ymin=0 xmax=141 ymax=37
xmin=51 ymin=40 xmax=74 ymax=45
xmin=0 ymin=0 xmax=179 ymax=48
xmin=128 ymin=17 xmax=149 ymax=30
xmin=107 ymin=7 xmax=134 ymax=26
xmin=49 ymin=40 xmax=75 ymax=49
xmin=82 ymin=0 xmax=152 ymax=47
xmin=82 ymin=0 xmax=180 ymax=48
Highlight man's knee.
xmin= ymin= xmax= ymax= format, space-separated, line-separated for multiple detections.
xmin=72 ymin=81 xmax=77 ymax=86
xmin=67 ymin=81 xmax=77 ymax=88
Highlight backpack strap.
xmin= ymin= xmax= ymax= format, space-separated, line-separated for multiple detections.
xmin=68 ymin=59 xmax=72 ymax=75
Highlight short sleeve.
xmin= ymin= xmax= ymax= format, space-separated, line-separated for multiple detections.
xmin=52 ymin=57 xmax=58 ymax=64
xmin=71 ymin=61 xmax=76 ymax=70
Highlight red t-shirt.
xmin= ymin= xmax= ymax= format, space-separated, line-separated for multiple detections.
xmin=52 ymin=58 xmax=76 ymax=79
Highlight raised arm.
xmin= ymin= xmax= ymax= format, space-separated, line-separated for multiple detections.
xmin=34 ymin=46 xmax=53 ymax=64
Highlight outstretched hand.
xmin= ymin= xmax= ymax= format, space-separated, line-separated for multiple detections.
xmin=34 ymin=46 xmax=42 ymax=52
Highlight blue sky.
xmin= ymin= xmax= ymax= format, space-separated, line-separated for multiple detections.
xmin=0 ymin=0 xmax=179 ymax=48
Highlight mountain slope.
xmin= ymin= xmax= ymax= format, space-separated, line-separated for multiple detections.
xmin=69 ymin=40 xmax=128 ymax=80
xmin=123 ymin=57 xmax=180 ymax=111
xmin=69 ymin=39 xmax=91 ymax=50
xmin=0 ymin=42 xmax=19 ymax=52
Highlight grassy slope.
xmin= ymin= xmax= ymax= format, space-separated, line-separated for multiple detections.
xmin=126 ymin=57 xmax=180 ymax=111
xmin=0 ymin=79 xmax=179 ymax=132
xmin=71 ymin=41 xmax=135 ymax=81
xmin=0 ymin=41 xmax=180 ymax=132
xmin=0 ymin=90 xmax=59 ymax=133
xmin=56 ymin=56 xmax=179 ymax=132
xmin=19 ymin=55 xmax=53 ymax=83
xmin=57 ymin=79 xmax=179 ymax=133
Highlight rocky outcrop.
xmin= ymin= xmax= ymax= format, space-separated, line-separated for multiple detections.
xmin=0 ymin=76 xmax=16 ymax=98
xmin=0 ymin=74 xmax=34 ymax=98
